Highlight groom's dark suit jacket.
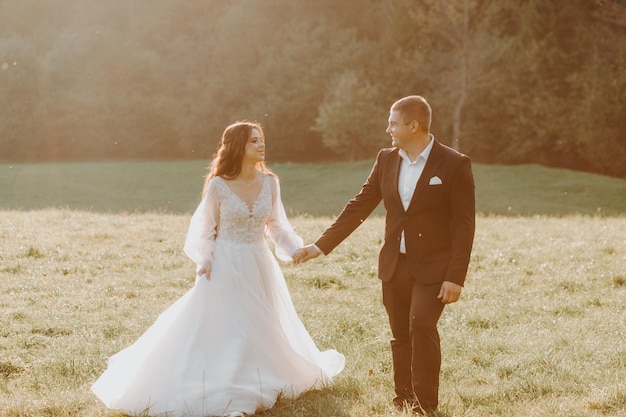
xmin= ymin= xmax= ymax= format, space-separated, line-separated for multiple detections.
xmin=315 ymin=140 xmax=475 ymax=286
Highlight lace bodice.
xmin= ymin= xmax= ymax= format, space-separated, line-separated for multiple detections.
xmin=183 ymin=173 xmax=303 ymax=270
xmin=213 ymin=176 xmax=272 ymax=243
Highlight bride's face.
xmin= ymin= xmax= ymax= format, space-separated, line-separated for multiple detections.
xmin=243 ymin=128 xmax=265 ymax=164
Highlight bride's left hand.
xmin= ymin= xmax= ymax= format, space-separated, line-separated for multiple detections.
xmin=293 ymin=245 xmax=320 ymax=263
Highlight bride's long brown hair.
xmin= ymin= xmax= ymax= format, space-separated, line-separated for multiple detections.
xmin=203 ymin=121 xmax=274 ymax=197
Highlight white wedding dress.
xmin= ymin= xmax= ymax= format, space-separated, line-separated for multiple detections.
xmin=92 ymin=175 xmax=345 ymax=416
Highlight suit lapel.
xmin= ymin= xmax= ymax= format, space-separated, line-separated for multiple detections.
xmin=407 ymin=141 xmax=445 ymax=210
xmin=388 ymin=149 xmax=404 ymax=209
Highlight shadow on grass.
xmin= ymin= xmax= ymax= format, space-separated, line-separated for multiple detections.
xmin=257 ymin=387 xmax=352 ymax=417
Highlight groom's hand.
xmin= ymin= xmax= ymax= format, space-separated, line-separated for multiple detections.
xmin=437 ymin=281 xmax=462 ymax=304
xmin=293 ymin=245 xmax=321 ymax=264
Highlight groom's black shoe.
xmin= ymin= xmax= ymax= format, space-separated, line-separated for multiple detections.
xmin=393 ymin=395 xmax=416 ymax=411
xmin=411 ymin=404 xmax=437 ymax=416
xmin=393 ymin=398 xmax=437 ymax=415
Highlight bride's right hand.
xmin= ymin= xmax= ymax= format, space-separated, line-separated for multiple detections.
xmin=198 ymin=264 xmax=212 ymax=280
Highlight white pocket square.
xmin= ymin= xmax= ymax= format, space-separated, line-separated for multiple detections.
xmin=429 ymin=176 xmax=442 ymax=185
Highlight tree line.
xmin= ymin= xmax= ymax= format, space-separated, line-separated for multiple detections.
xmin=1 ymin=0 xmax=625 ymax=177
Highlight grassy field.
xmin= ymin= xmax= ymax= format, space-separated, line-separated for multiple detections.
xmin=2 ymin=160 xmax=626 ymax=216
xmin=1 ymin=161 xmax=626 ymax=416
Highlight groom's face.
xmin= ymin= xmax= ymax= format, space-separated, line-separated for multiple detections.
xmin=386 ymin=110 xmax=413 ymax=150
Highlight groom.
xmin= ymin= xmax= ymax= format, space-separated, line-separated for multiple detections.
xmin=294 ymin=95 xmax=475 ymax=414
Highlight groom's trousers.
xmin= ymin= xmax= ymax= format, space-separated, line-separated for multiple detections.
xmin=382 ymin=254 xmax=446 ymax=412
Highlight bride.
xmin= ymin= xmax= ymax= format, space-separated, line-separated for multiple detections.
xmin=92 ymin=121 xmax=345 ymax=417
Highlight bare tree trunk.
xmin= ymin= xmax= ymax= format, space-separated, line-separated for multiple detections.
xmin=350 ymin=140 xmax=356 ymax=161
xmin=452 ymin=0 xmax=469 ymax=152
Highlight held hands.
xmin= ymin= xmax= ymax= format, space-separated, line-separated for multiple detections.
xmin=292 ymin=244 xmax=321 ymax=264
xmin=437 ymin=281 xmax=462 ymax=304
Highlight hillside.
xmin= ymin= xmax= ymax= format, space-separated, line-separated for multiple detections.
xmin=2 ymin=161 xmax=625 ymax=216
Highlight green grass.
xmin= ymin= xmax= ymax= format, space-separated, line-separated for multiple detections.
xmin=0 ymin=211 xmax=625 ymax=416
xmin=2 ymin=160 xmax=626 ymax=216
xmin=1 ymin=161 xmax=626 ymax=416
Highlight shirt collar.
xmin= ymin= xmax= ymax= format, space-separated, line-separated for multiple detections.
xmin=398 ymin=134 xmax=435 ymax=164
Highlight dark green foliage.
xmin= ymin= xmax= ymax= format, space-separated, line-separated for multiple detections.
xmin=0 ymin=0 xmax=625 ymax=177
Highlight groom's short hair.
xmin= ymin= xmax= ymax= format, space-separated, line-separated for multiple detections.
xmin=391 ymin=95 xmax=432 ymax=133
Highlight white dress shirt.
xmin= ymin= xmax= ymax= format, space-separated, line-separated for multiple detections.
xmin=398 ymin=135 xmax=434 ymax=253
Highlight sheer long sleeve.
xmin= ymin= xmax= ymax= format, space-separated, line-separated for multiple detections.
xmin=266 ymin=176 xmax=303 ymax=262
xmin=183 ymin=179 xmax=220 ymax=271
